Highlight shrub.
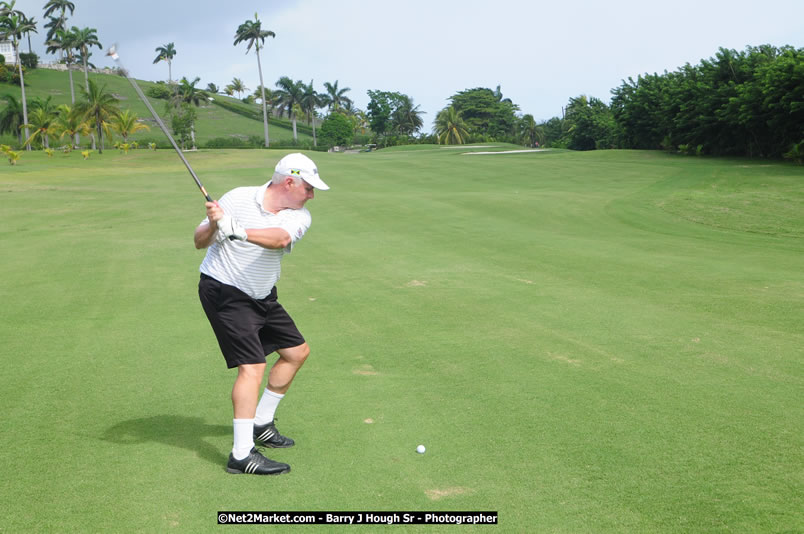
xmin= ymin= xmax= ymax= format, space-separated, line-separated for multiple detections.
xmin=20 ymin=53 xmax=38 ymax=69
xmin=146 ymin=84 xmax=174 ymax=100
xmin=320 ymin=113 xmax=353 ymax=147
xmin=0 ymin=54 xmax=5 ymax=65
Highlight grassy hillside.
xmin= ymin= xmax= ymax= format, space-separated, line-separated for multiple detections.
xmin=0 ymin=67 xmax=313 ymax=147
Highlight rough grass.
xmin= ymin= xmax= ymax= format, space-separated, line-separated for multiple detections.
xmin=0 ymin=148 xmax=801 ymax=533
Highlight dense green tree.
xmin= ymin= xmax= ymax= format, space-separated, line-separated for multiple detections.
xmin=563 ymin=95 xmax=619 ymax=150
xmin=449 ymin=87 xmax=519 ymax=141
xmin=234 ymin=13 xmax=275 ymax=147
xmin=611 ymin=45 xmax=803 ymax=158
xmin=366 ymin=90 xmax=422 ymax=140
xmin=319 ymin=112 xmax=352 ymax=147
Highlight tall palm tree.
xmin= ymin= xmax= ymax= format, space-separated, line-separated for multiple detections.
xmin=110 ymin=109 xmax=149 ymax=142
xmin=53 ymin=104 xmax=90 ymax=148
xmin=42 ymin=0 xmax=75 ymax=29
xmin=70 ymin=26 xmax=101 ymax=93
xmin=234 ymin=12 xmax=275 ymax=147
xmin=75 ymin=78 xmax=120 ymax=153
xmin=434 ymin=106 xmax=469 ymax=145
xmin=0 ymin=8 xmax=36 ymax=150
xmin=322 ymin=80 xmax=352 ymax=112
xmin=46 ymin=27 xmax=77 ymax=105
xmin=274 ymin=76 xmax=304 ymax=142
xmin=0 ymin=93 xmax=25 ymax=145
xmin=152 ymin=42 xmax=176 ymax=83
xmin=300 ymin=80 xmax=322 ymax=146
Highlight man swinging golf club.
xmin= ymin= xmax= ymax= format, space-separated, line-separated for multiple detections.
xmin=194 ymin=153 xmax=329 ymax=475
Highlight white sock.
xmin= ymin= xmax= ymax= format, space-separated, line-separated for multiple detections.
xmin=254 ymin=389 xmax=285 ymax=425
xmin=232 ymin=418 xmax=254 ymax=460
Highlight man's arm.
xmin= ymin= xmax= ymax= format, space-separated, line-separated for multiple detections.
xmin=243 ymin=228 xmax=292 ymax=249
xmin=194 ymin=201 xmax=223 ymax=249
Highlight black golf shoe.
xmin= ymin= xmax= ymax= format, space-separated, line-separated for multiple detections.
xmin=226 ymin=447 xmax=290 ymax=475
xmin=253 ymin=420 xmax=295 ymax=448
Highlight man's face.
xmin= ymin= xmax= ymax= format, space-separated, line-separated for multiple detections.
xmin=289 ymin=178 xmax=315 ymax=208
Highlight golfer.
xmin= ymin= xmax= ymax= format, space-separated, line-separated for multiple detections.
xmin=194 ymin=153 xmax=329 ymax=475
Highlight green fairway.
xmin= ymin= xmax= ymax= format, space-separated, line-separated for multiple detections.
xmin=0 ymin=148 xmax=801 ymax=532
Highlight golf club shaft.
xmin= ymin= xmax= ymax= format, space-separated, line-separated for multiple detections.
xmin=109 ymin=49 xmax=213 ymax=202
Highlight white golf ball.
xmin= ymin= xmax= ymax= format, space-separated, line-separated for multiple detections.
xmin=416 ymin=444 xmax=426 ymax=454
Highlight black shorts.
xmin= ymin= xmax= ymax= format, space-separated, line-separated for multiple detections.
xmin=198 ymin=274 xmax=306 ymax=368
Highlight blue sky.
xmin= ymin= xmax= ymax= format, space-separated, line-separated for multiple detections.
xmin=10 ymin=0 xmax=804 ymax=129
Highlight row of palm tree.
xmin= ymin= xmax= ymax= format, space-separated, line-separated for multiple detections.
xmin=0 ymin=79 xmax=148 ymax=153
xmin=2 ymin=1 xmax=103 ymax=149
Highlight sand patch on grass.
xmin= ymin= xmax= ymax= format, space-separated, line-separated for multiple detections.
xmin=353 ymin=364 xmax=378 ymax=376
xmin=425 ymin=487 xmax=473 ymax=500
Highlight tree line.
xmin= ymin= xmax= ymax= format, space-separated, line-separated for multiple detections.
xmin=3 ymin=0 xmax=801 ymax=159
xmin=540 ymin=45 xmax=803 ymax=162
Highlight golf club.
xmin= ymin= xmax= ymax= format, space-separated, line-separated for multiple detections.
xmin=106 ymin=44 xmax=213 ymax=203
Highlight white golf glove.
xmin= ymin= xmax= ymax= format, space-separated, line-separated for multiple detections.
xmin=217 ymin=215 xmax=248 ymax=241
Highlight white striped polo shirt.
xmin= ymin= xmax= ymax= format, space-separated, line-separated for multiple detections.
xmin=199 ymin=182 xmax=311 ymax=299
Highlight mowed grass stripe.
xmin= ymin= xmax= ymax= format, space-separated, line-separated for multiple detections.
xmin=0 ymin=148 xmax=801 ymax=532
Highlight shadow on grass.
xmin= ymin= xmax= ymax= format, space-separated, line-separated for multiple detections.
xmin=102 ymin=415 xmax=230 ymax=466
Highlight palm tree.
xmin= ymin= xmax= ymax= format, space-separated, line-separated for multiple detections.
xmin=75 ymin=78 xmax=120 ymax=153
xmin=434 ymin=106 xmax=469 ymax=145
xmin=392 ymin=95 xmax=425 ymax=135
xmin=0 ymin=93 xmax=25 ymax=145
xmin=175 ymin=76 xmax=206 ymax=149
xmin=110 ymin=109 xmax=149 ymax=142
xmin=0 ymin=8 xmax=36 ymax=150
xmin=46 ymin=27 xmax=78 ymax=105
xmin=229 ymin=77 xmax=247 ymax=99
xmin=322 ymin=80 xmax=352 ymax=112
xmin=42 ymin=0 xmax=74 ymax=27
xmin=300 ymin=80 xmax=322 ymax=146
xmin=53 ymin=104 xmax=90 ymax=148
xmin=274 ymin=76 xmax=304 ymax=142
xmin=234 ymin=12 xmax=275 ymax=147
xmin=22 ymin=107 xmax=57 ymax=148
xmin=70 ymin=26 xmax=101 ymax=93
xmin=206 ymin=82 xmax=219 ymax=94
xmin=152 ymin=42 xmax=176 ymax=83
xmin=519 ymin=114 xmax=544 ymax=148
xmin=42 ymin=0 xmax=73 ymax=59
